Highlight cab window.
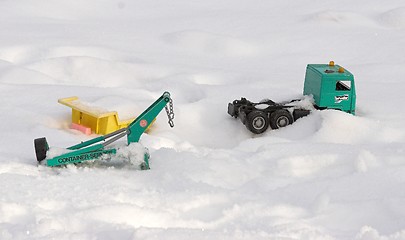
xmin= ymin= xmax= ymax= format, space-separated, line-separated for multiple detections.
xmin=336 ymin=80 xmax=351 ymax=91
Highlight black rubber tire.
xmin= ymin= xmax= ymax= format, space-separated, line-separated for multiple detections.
xmin=270 ymin=110 xmax=294 ymax=129
xmin=246 ymin=111 xmax=269 ymax=134
xmin=140 ymin=162 xmax=149 ymax=170
xmin=34 ymin=137 xmax=48 ymax=162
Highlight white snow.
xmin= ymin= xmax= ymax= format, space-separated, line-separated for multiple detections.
xmin=1 ymin=0 xmax=405 ymax=239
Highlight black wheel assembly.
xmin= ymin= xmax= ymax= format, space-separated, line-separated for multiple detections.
xmin=34 ymin=137 xmax=48 ymax=162
xmin=246 ymin=111 xmax=269 ymax=134
xmin=270 ymin=110 xmax=293 ymax=129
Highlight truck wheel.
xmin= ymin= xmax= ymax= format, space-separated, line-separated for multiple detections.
xmin=34 ymin=137 xmax=48 ymax=162
xmin=270 ymin=110 xmax=293 ymax=129
xmin=246 ymin=111 xmax=269 ymax=134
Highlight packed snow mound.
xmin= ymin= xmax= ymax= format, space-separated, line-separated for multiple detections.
xmin=379 ymin=7 xmax=405 ymax=29
xmin=0 ymin=44 xmax=173 ymax=87
xmin=356 ymin=226 xmax=405 ymax=240
xmin=162 ymin=30 xmax=259 ymax=57
xmin=311 ymin=10 xmax=376 ymax=27
xmin=1 ymin=0 xmax=130 ymax=20
xmin=24 ymin=56 xmax=169 ymax=87
xmin=0 ymin=45 xmax=41 ymax=64
xmin=0 ymin=65 xmax=57 ymax=85
xmin=312 ymin=110 xmax=404 ymax=144
xmin=0 ymin=45 xmax=135 ymax=65
xmin=1 ymin=0 xmax=405 ymax=239
xmin=309 ymin=8 xmax=405 ymax=29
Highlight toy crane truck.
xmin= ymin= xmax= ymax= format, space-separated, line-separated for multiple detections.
xmin=228 ymin=61 xmax=356 ymax=134
xmin=34 ymin=92 xmax=174 ymax=170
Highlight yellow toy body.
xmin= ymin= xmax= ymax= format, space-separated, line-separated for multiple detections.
xmin=58 ymin=97 xmax=135 ymax=135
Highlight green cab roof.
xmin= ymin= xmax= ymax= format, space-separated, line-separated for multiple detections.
xmin=307 ymin=63 xmax=354 ymax=79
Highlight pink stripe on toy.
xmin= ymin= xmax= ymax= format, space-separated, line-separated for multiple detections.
xmin=71 ymin=123 xmax=91 ymax=135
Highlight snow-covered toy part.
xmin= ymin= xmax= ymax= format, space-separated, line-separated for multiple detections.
xmin=228 ymin=61 xmax=356 ymax=134
xmin=34 ymin=92 xmax=174 ymax=170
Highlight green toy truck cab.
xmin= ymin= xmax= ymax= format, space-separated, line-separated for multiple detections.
xmin=227 ymin=61 xmax=357 ymax=134
xmin=303 ymin=61 xmax=356 ymax=114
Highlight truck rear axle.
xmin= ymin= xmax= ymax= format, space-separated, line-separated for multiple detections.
xmin=228 ymin=97 xmax=310 ymax=134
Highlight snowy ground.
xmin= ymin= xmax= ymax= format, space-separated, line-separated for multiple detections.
xmin=1 ymin=0 xmax=405 ymax=239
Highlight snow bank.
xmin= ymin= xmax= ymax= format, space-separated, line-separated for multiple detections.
xmin=1 ymin=0 xmax=405 ymax=239
xmin=380 ymin=7 xmax=405 ymax=29
xmin=311 ymin=10 xmax=377 ymax=27
xmin=163 ymin=30 xmax=259 ymax=57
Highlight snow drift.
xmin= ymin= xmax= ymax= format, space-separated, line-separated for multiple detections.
xmin=0 ymin=0 xmax=405 ymax=239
